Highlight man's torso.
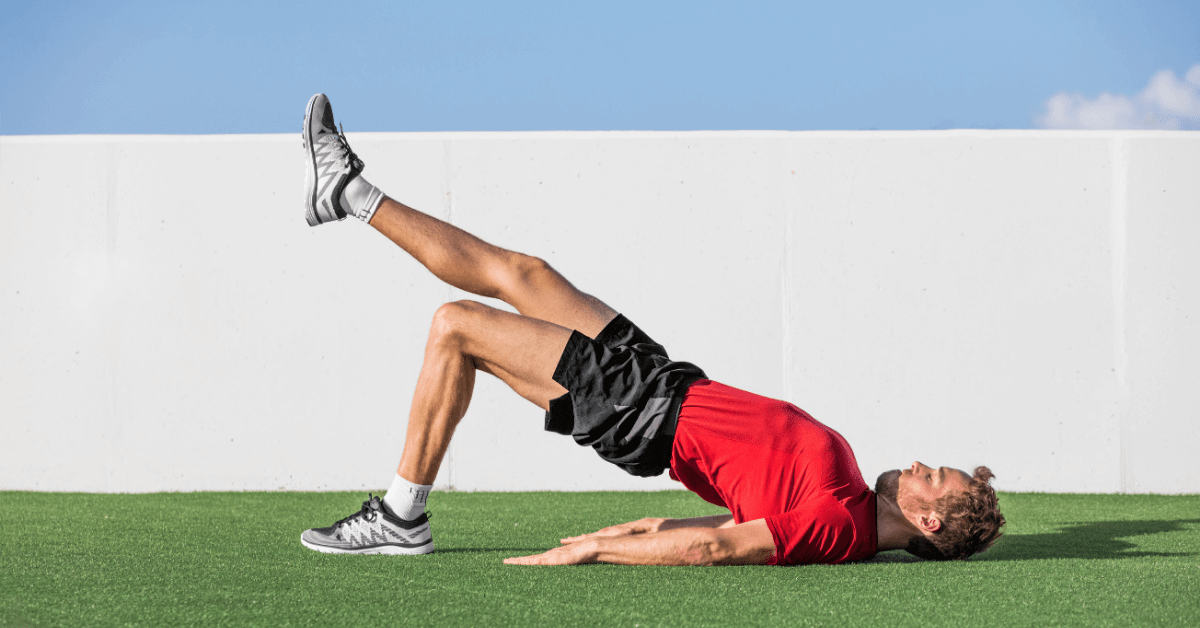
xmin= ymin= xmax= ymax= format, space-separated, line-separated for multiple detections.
xmin=669 ymin=379 xmax=877 ymax=565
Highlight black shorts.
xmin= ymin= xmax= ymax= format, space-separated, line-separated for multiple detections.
xmin=545 ymin=314 xmax=706 ymax=477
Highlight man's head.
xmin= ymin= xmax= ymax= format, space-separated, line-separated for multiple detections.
xmin=875 ymin=462 xmax=1005 ymax=560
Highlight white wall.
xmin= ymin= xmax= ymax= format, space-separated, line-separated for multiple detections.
xmin=1 ymin=131 xmax=1197 ymax=494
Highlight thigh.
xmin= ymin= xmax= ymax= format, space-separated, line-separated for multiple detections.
xmin=448 ymin=300 xmax=575 ymax=411
xmin=497 ymin=253 xmax=618 ymax=338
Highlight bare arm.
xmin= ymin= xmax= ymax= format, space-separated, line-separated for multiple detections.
xmin=504 ymin=519 xmax=775 ymax=566
xmin=557 ymin=514 xmax=735 ymax=545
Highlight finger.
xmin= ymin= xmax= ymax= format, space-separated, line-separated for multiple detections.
xmin=510 ymin=545 xmax=587 ymax=565
xmin=564 ymin=527 xmax=627 ymax=544
xmin=504 ymin=552 xmax=554 ymax=565
xmin=561 ymin=530 xmax=604 ymax=544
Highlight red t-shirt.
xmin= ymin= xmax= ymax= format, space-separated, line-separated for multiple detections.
xmin=669 ymin=379 xmax=877 ymax=565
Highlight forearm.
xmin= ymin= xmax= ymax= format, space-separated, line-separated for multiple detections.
xmin=584 ymin=528 xmax=737 ymax=566
xmin=505 ymin=518 xmax=774 ymax=566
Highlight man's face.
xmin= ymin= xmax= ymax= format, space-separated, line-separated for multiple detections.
xmin=876 ymin=462 xmax=972 ymax=520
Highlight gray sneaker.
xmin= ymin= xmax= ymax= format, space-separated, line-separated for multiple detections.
xmin=302 ymin=93 xmax=365 ymax=226
xmin=300 ymin=494 xmax=434 ymax=555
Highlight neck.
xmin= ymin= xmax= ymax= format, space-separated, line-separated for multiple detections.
xmin=875 ymin=493 xmax=922 ymax=551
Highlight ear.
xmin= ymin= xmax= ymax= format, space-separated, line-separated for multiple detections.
xmin=918 ymin=514 xmax=942 ymax=533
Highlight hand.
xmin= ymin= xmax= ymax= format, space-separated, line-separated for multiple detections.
xmin=559 ymin=517 xmax=662 ymax=545
xmin=504 ymin=542 xmax=595 ymax=566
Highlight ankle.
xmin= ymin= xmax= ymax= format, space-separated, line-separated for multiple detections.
xmin=340 ymin=175 xmax=384 ymax=223
xmin=383 ymin=474 xmax=432 ymax=520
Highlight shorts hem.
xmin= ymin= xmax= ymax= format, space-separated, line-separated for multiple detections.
xmin=545 ymin=392 xmax=574 ymax=435
xmin=551 ymin=330 xmax=590 ymax=390
xmin=593 ymin=314 xmax=631 ymax=347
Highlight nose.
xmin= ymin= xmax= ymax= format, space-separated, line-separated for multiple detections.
xmin=911 ymin=461 xmax=922 ymax=473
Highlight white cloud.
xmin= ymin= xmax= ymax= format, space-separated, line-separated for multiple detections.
xmin=1036 ymin=64 xmax=1200 ymax=130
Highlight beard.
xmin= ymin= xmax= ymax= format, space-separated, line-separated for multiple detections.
xmin=875 ymin=469 xmax=901 ymax=502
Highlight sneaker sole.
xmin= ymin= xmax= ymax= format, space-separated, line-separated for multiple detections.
xmin=302 ymin=94 xmax=322 ymax=227
xmin=300 ymin=536 xmax=435 ymax=555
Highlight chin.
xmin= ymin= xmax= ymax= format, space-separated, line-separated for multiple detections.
xmin=875 ymin=469 xmax=901 ymax=501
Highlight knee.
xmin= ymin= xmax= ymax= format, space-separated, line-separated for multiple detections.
xmin=428 ymin=300 xmax=486 ymax=347
xmin=501 ymin=253 xmax=555 ymax=297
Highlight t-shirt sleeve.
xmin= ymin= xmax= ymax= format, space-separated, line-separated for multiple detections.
xmin=763 ymin=497 xmax=858 ymax=566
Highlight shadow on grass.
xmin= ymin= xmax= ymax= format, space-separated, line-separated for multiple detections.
xmin=978 ymin=518 xmax=1200 ymax=561
xmin=858 ymin=519 xmax=1200 ymax=564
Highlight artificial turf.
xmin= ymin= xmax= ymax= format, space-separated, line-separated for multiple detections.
xmin=1 ymin=491 xmax=1197 ymax=628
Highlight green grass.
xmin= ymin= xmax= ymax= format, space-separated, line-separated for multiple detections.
xmin=1 ymin=491 xmax=1198 ymax=628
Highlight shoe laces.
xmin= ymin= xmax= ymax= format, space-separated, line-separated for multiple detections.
xmin=335 ymin=493 xmax=381 ymax=528
xmin=329 ymin=122 xmax=364 ymax=172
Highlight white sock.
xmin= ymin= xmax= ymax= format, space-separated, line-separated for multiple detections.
xmin=340 ymin=174 xmax=385 ymax=224
xmin=383 ymin=474 xmax=432 ymax=520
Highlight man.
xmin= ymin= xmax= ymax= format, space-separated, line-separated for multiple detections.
xmin=297 ymin=94 xmax=1005 ymax=565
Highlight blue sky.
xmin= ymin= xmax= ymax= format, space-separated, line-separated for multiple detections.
xmin=3 ymin=0 xmax=1199 ymax=134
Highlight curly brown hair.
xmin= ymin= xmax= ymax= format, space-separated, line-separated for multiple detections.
xmin=905 ymin=466 xmax=1005 ymax=561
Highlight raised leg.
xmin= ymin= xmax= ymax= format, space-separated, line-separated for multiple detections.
xmin=299 ymin=95 xmax=604 ymax=553
xmin=369 ymin=197 xmax=617 ymax=337
xmin=397 ymin=300 xmax=574 ymax=484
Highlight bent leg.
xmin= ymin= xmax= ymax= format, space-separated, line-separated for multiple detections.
xmin=369 ymin=197 xmax=616 ymax=337
xmin=397 ymin=300 xmax=574 ymax=484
